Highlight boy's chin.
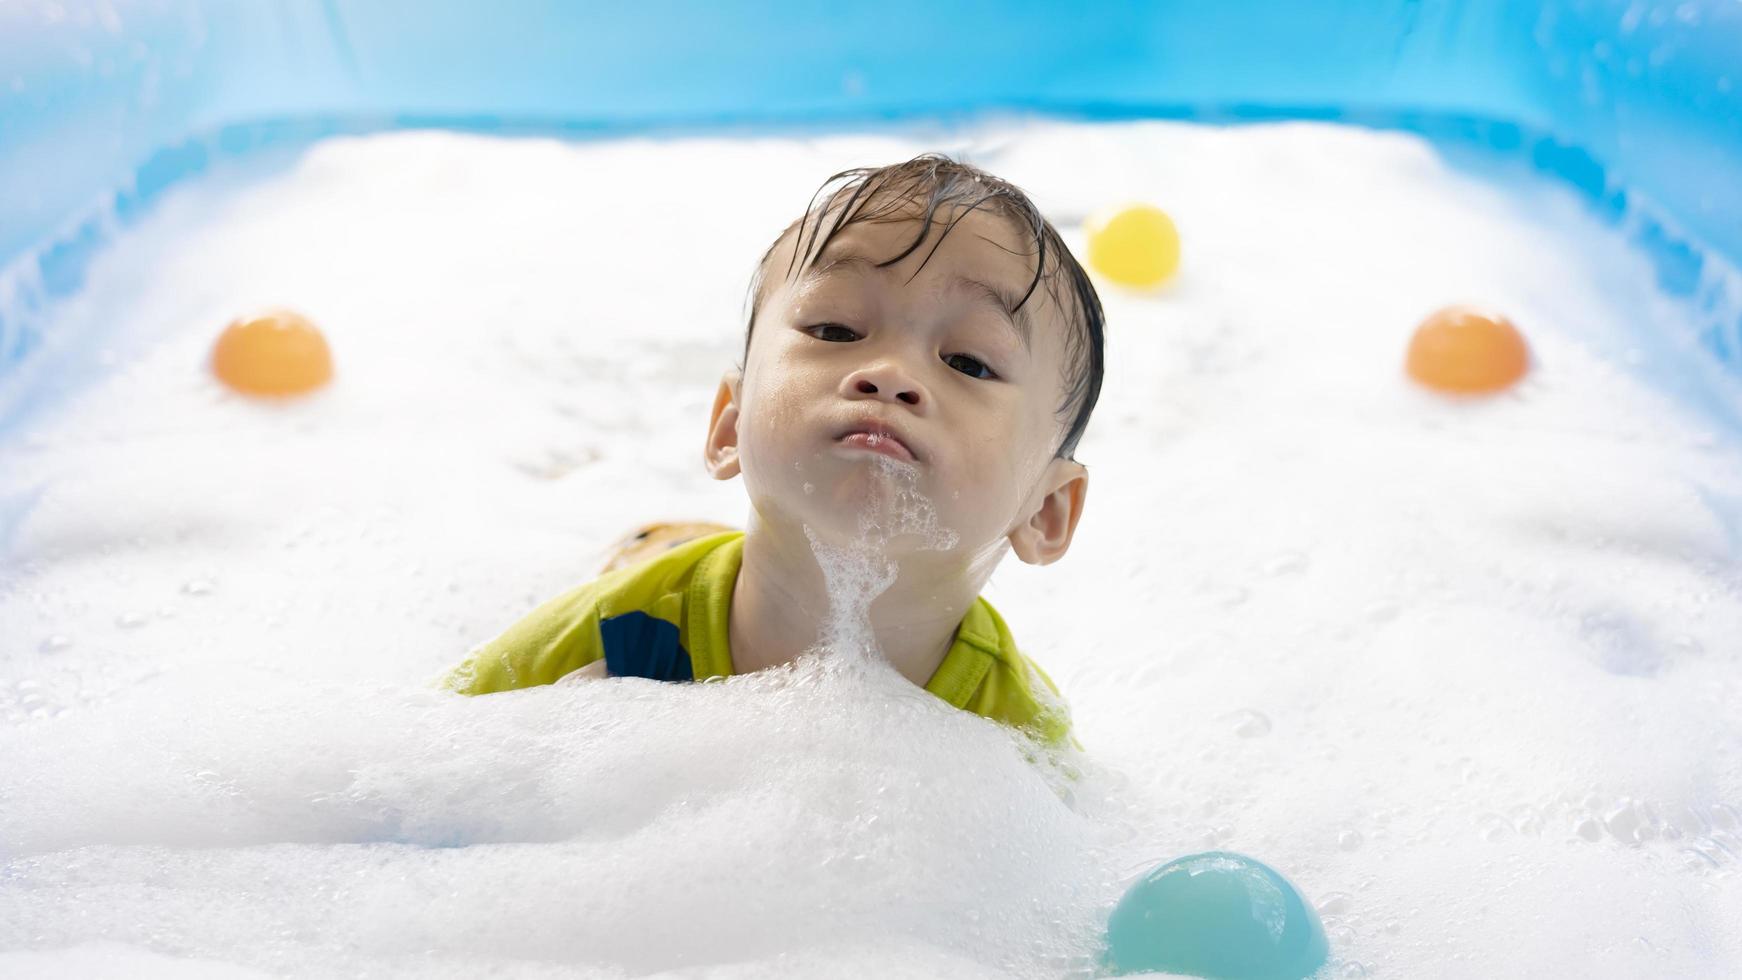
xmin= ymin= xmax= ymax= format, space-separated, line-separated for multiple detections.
xmin=776 ymin=478 xmax=964 ymax=554
xmin=798 ymin=516 xmax=956 ymax=554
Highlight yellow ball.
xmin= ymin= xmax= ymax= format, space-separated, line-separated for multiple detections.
xmin=211 ymin=309 xmax=333 ymax=397
xmin=1086 ymin=204 xmax=1181 ymax=288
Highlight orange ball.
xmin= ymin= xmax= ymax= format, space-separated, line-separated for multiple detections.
xmin=1405 ymin=305 xmax=1529 ymax=394
xmin=211 ymin=309 xmax=333 ymax=396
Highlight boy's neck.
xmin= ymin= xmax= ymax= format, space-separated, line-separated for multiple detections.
xmin=727 ymin=517 xmax=995 ymax=688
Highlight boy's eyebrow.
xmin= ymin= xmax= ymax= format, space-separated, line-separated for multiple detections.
xmin=806 ymin=250 xmax=1033 ymax=351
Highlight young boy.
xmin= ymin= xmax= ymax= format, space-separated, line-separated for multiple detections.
xmin=440 ymin=154 xmax=1106 ymax=749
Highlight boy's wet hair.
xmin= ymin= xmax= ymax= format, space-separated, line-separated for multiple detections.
xmin=742 ymin=153 xmax=1106 ymax=460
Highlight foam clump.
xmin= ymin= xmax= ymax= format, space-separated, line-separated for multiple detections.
xmin=0 ymin=658 xmax=1114 ymax=976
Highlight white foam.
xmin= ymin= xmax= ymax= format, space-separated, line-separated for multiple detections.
xmin=801 ymin=453 xmax=963 ymax=662
xmin=1 ymin=120 xmax=1739 ymax=977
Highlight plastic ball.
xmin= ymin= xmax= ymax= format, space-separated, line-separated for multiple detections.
xmin=1086 ymin=204 xmax=1181 ymax=288
xmin=1405 ymin=305 xmax=1529 ymax=394
xmin=1104 ymin=851 xmax=1329 ymax=979
xmin=211 ymin=309 xmax=333 ymax=396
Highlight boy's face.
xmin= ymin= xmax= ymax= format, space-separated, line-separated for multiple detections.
xmin=707 ymin=203 xmax=1087 ymax=564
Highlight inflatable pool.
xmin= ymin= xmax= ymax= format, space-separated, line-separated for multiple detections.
xmin=3 ymin=3 xmax=1739 ymax=977
xmin=5 ymin=2 xmax=1740 ymax=385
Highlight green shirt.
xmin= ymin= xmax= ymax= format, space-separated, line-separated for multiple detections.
xmin=440 ymin=530 xmax=1076 ymax=748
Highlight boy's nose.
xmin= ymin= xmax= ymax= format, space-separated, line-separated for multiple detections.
xmin=842 ymin=361 xmax=926 ymax=408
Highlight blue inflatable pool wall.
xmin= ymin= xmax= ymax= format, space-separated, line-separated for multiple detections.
xmin=2 ymin=1 xmax=1740 ymax=395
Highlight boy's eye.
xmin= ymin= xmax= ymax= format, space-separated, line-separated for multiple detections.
xmin=943 ymin=353 xmax=996 ymax=380
xmin=808 ymin=323 xmax=860 ymax=342
xmin=806 ymin=322 xmax=995 ymax=380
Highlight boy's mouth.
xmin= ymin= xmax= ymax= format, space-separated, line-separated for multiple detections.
xmin=834 ymin=419 xmax=919 ymax=463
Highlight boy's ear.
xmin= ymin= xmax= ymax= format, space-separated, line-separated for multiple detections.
xmin=1008 ymin=458 xmax=1088 ymax=566
xmin=703 ymin=368 xmax=743 ymax=480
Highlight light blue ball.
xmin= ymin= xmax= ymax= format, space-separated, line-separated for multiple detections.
xmin=1104 ymin=851 xmax=1329 ymax=979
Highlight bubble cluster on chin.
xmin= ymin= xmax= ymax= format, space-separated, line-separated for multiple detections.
xmin=860 ymin=455 xmax=961 ymax=552
xmin=802 ymin=454 xmax=961 ymax=665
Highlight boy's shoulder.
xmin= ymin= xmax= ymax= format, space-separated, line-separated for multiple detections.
xmin=439 ymin=530 xmax=742 ymax=693
xmin=935 ymin=596 xmax=1077 ymax=750
xmin=437 ymin=528 xmax=1076 ymax=749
